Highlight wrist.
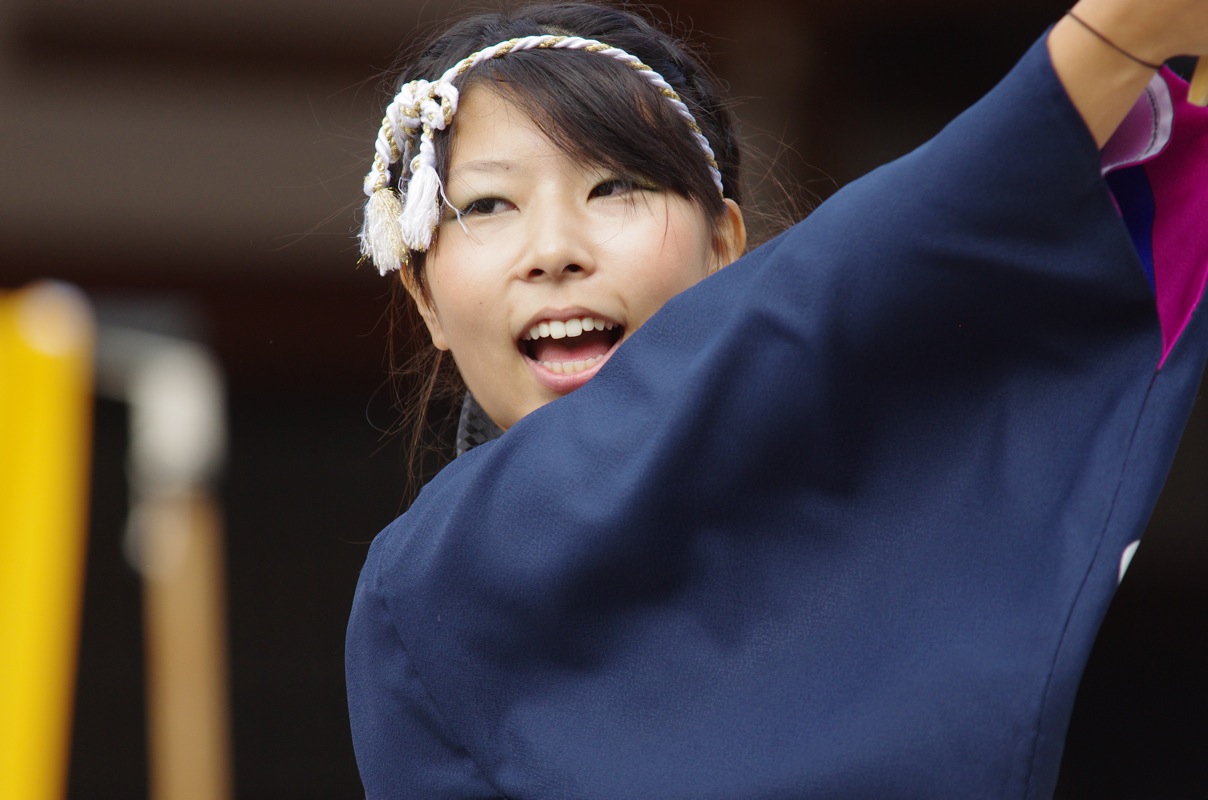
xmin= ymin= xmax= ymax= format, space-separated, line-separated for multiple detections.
xmin=1066 ymin=11 xmax=1163 ymax=71
xmin=1065 ymin=0 xmax=1175 ymax=71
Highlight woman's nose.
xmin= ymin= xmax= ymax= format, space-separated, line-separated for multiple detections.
xmin=517 ymin=202 xmax=596 ymax=281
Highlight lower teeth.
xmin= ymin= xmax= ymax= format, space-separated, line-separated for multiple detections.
xmin=539 ymin=354 xmax=603 ymax=375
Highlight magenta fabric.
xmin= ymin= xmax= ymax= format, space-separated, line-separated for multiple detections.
xmin=1148 ymin=72 xmax=1208 ymax=365
xmin=1104 ymin=70 xmax=1208 ymax=366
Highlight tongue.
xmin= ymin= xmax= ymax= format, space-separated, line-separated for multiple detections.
xmin=531 ymin=330 xmax=613 ymax=363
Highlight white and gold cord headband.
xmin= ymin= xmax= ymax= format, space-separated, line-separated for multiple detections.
xmin=359 ymin=34 xmax=725 ymax=276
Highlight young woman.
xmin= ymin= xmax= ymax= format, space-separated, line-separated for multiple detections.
xmin=347 ymin=1 xmax=1208 ymax=797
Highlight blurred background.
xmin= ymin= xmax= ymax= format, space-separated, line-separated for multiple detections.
xmin=1 ymin=0 xmax=1204 ymax=796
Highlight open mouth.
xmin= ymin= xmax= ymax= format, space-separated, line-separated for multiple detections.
xmin=520 ymin=316 xmax=624 ymax=375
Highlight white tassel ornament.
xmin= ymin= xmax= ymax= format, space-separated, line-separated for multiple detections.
xmin=399 ymin=136 xmax=442 ymax=252
xmin=399 ymin=164 xmax=441 ymax=252
xmin=359 ymin=188 xmax=407 ymax=276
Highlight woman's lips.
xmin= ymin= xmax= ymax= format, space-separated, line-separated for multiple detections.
xmin=520 ymin=314 xmax=623 ymax=393
xmin=525 ymin=351 xmax=613 ymax=393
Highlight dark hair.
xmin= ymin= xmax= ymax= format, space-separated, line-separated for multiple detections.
xmin=383 ymin=2 xmax=743 ymax=494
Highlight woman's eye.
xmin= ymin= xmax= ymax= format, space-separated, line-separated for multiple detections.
xmin=590 ymin=178 xmax=654 ymax=199
xmin=457 ymin=197 xmax=514 ymax=216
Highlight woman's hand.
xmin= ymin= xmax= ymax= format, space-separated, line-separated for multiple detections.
xmin=1048 ymin=0 xmax=1208 ymax=146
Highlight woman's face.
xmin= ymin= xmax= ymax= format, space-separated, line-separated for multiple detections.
xmin=411 ymin=85 xmax=745 ymax=430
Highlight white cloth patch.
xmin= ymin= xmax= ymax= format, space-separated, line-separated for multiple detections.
xmin=1117 ymin=539 xmax=1141 ymax=584
xmin=1101 ymin=73 xmax=1174 ymax=175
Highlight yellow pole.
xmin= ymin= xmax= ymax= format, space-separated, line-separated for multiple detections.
xmin=0 ymin=283 xmax=95 ymax=800
xmin=1189 ymin=58 xmax=1208 ymax=107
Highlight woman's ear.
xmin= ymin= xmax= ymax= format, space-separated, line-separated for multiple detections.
xmin=400 ymin=272 xmax=450 ymax=351
xmin=710 ymin=199 xmax=747 ymax=273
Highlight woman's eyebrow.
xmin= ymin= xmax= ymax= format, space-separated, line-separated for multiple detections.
xmin=450 ymin=159 xmax=515 ymax=180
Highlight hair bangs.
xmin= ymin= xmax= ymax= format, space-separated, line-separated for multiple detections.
xmin=445 ymin=50 xmax=725 ymax=216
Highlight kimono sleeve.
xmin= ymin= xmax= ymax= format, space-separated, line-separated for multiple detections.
xmin=345 ymin=554 xmax=502 ymax=799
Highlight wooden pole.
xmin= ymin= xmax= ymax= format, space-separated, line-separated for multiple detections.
xmin=103 ymin=330 xmax=232 ymax=800
xmin=140 ymin=491 xmax=233 ymax=800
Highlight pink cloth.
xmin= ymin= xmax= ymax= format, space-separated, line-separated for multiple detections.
xmin=1103 ymin=70 xmax=1208 ymax=367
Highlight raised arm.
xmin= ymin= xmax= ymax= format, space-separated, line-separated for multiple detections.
xmin=1049 ymin=0 xmax=1208 ymax=146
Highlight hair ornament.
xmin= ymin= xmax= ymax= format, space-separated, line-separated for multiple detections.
xmin=359 ymin=34 xmax=724 ymax=275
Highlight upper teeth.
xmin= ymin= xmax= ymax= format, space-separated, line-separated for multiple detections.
xmin=524 ymin=316 xmax=616 ymax=341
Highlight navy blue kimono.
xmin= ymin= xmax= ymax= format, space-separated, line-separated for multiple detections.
xmin=346 ymin=36 xmax=1208 ymax=799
